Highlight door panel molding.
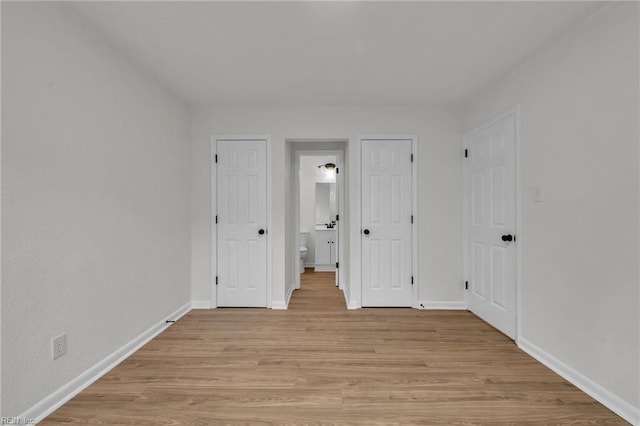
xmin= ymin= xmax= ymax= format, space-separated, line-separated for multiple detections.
xmin=463 ymin=106 xmax=521 ymax=339
xmin=357 ymin=135 xmax=418 ymax=308
xmin=210 ymin=135 xmax=272 ymax=308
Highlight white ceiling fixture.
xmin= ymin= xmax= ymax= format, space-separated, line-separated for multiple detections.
xmin=70 ymin=1 xmax=605 ymax=107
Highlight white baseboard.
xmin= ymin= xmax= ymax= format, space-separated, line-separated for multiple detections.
xmin=21 ymin=302 xmax=192 ymax=424
xmin=416 ymin=301 xmax=467 ymax=310
xmin=314 ymin=265 xmax=336 ymax=272
xmin=346 ymin=300 xmax=359 ymax=309
xmin=271 ymin=298 xmax=288 ymax=310
xmin=271 ymin=285 xmax=293 ymax=310
xmin=285 ymin=286 xmax=294 ymax=306
xmin=518 ymin=338 xmax=639 ymax=425
xmin=342 ymin=288 xmax=359 ymax=309
xmin=191 ymin=300 xmax=213 ymax=309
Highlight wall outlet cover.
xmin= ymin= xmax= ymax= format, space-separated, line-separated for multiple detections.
xmin=52 ymin=334 xmax=67 ymax=360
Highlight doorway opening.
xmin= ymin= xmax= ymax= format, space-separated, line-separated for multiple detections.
xmin=298 ymin=154 xmax=338 ymax=284
xmin=289 ymin=141 xmax=347 ymax=306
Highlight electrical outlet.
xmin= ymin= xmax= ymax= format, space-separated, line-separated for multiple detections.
xmin=52 ymin=334 xmax=67 ymax=360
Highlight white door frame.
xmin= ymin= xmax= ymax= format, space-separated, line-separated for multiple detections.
xmin=463 ymin=105 xmax=522 ymax=339
xmin=210 ymin=135 xmax=273 ymax=308
xmin=293 ymin=149 xmax=346 ymax=292
xmin=356 ymin=135 xmax=419 ymax=308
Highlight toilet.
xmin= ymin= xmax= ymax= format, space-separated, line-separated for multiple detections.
xmin=299 ymin=232 xmax=309 ymax=273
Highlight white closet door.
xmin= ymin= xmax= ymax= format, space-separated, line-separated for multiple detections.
xmin=361 ymin=139 xmax=413 ymax=307
xmin=464 ymin=113 xmax=517 ymax=339
xmin=217 ymin=139 xmax=267 ymax=307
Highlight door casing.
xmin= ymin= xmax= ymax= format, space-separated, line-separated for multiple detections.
xmin=293 ymin=149 xmax=346 ymax=293
xmin=356 ymin=135 xmax=419 ymax=308
xmin=210 ymin=135 xmax=272 ymax=308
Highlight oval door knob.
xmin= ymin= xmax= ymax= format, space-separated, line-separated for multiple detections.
xmin=258 ymin=229 xmax=265 ymax=235
xmin=363 ymin=229 xmax=370 ymax=235
xmin=501 ymin=234 xmax=513 ymax=242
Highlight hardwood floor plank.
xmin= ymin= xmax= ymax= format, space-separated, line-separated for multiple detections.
xmin=41 ymin=270 xmax=627 ymax=425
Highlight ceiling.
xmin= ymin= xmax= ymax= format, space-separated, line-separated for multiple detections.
xmin=70 ymin=1 xmax=605 ymax=108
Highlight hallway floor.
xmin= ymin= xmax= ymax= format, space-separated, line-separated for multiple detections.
xmin=41 ymin=270 xmax=626 ymax=425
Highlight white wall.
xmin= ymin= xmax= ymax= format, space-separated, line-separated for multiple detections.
xmin=1 ymin=2 xmax=191 ymax=416
xmin=190 ymin=106 xmax=462 ymax=308
xmin=299 ymin=156 xmax=318 ymax=264
xmin=464 ymin=2 xmax=639 ymax=418
xmin=0 ymin=3 xmax=3 ymax=415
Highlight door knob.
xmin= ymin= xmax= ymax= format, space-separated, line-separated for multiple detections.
xmin=258 ymin=229 xmax=265 ymax=235
xmin=363 ymin=229 xmax=370 ymax=235
xmin=501 ymin=234 xmax=513 ymax=242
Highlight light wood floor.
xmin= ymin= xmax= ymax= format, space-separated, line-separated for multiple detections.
xmin=42 ymin=270 xmax=626 ymax=425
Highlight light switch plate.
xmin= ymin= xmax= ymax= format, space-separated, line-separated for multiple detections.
xmin=533 ymin=186 xmax=543 ymax=203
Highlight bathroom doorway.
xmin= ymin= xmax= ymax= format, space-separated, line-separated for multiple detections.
xmin=293 ymin=147 xmax=345 ymax=294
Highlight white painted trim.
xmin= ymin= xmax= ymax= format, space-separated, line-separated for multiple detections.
xmin=518 ymin=338 xmax=639 ymax=425
xmin=285 ymin=286 xmax=294 ymax=307
xmin=417 ymin=301 xmax=467 ymax=310
xmin=336 ymin=152 xmax=346 ymax=291
xmin=341 ymin=278 xmax=351 ymax=309
xmin=20 ymin=302 xmax=192 ymax=424
xmin=346 ymin=301 xmax=359 ymax=309
xmin=351 ymin=137 xmax=362 ymax=308
xmin=357 ymin=135 xmax=418 ymax=308
xmin=191 ymin=300 xmax=213 ymax=309
xmin=294 ymin=151 xmax=302 ymax=289
xmin=513 ymin=105 xmax=523 ymax=341
xmin=210 ymin=142 xmax=217 ymax=308
xmin=462 ymin=106 xmax=521 ymax=340
xmin=266 ymin=136 xmax=273 ymax=308
xmin=343 ymin=287 xmax=359 ymax=309
xmin=271 ymin=300 xmax=288 ymax=310
xmin=412 ymin=137 xmax=419 ymax=305
xmin=313 ymin=265 xmax=336 ymax=272
xmin=210 ymin=135 xmax=272 ymax=309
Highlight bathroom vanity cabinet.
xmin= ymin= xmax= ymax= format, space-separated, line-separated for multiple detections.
xmin=314 ymin=229 xmax=336 ymax=271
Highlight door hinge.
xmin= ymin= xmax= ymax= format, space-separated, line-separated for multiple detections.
xmin=336 ymin=262 xmax=339 ymax=268
xmin=465 ymin=281 xmax=468 ymax=290
xmin=411 ymin=276 xmax=414 ymax=285
xmin=411 ymin=153 xmax=414 ymax=162
xmin=464 ymin=149 xmax=468 ymax=158
xmin=514 ymin=235 xmax=517 ymax=242
xmin=336 ymin=214 xmax=339 ymax=221
xmin=336 ymin=167 xmax=339 ymax=174
xmin=215 ymin=154 xmax=218 ymax=163
xmin=411 ymin=215 xmax=414 ymax=224
xmin=216 ymin=276 xmax=219 ymax=286
xmin=215 ymin=215 xmax=218 ymax=224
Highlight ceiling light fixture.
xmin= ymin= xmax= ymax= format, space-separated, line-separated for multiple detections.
xmin=318 ymin=162 xmax=336 ymax=170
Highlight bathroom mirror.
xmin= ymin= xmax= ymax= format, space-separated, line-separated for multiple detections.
xmin=316 ymin=183 xmax=336 ymax=225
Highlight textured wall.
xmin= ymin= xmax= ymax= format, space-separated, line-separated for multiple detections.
xmin=2 ymin=3 xmax=191 ymax=415
xmin=190 ymin=106 xmax=463 ymax=307
xmin=464 ymin=2 xmax=639 ymax=413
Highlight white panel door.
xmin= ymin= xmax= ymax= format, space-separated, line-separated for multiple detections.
xmin=361 ymin=139 xmax=413 ymax=307
xmin=464 ymin=113 xmax=517 ymax=339
xmin=217 ymin=139 xmax=267 ymax=307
